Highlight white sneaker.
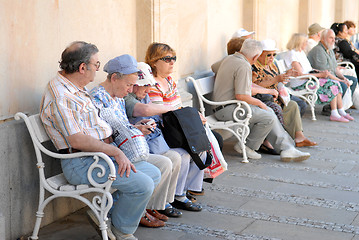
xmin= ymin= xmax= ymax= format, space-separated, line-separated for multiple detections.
xmin=86 ymin=210 xmax=116 ymax=240
xmin=280 ymin=148 xmax=310 ymax=162
xmin=234 ymin=144 xmax=261 ymax=160
xmin=111 ymin=224 xmax=138 ymax=240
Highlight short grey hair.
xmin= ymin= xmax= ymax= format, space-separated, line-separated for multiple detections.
xmin=320 ymin=29 xmax=334 ymax=41
xmin=107 ymin=72 xmax=125 ymax=81
xmin=240 ymin=39 xmax=263 ymax=59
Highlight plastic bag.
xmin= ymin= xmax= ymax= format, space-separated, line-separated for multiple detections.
xmin=277 ymin=82 xmax=291 ymax=106
xmin=204 ymin=124 xmax=227 ymax=179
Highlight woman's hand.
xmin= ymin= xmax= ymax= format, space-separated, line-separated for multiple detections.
xmin=270 ymin=89 xmax=279 ymax=99
xmin=285 ymin=68 xmax=299 ymax=77
xmin=198 ymin=111 xmax=207 ymax=124
xmin=134 ymin=119 xmax=156 ymax=135
xmin=275 ymin=74 xmax=287 ymax=83
xmin=317 ymin=70 xmax=330 ymax=78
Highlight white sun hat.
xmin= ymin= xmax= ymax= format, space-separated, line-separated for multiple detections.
xmin=232 ymin=28 xmax=255 ymax=38
xmin=136 ymin=62 xmax=157 ymax=86
xmin=260 ymin=39 xmax=278 ymax=51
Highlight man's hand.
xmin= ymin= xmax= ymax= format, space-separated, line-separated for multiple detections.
xmin=343 ymin=78 xmax=351 ymax=87
xmin=258 ymin=101 xmax=268 ymax=110
xmin=113 ymin=150 xmax=137 ymax=178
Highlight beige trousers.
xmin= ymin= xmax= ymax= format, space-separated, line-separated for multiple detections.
xmin=283 ymin=100 xmax=303 ymax=139
xmin=146 ymin=150 xmax=181 ymax=210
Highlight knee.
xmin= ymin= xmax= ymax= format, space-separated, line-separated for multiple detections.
xmin=180 ymin=153 xmax=191 ymax=169
xmin=151 ymin=166 xmax=162 ymax=187
xmin=161 ymin=157 xmax=173 ymax=175
xmin=171 ymin=152 xmax=182 ymax=170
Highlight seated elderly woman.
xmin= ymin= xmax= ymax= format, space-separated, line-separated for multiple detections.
xmin=145 ymin=42 xmax=210 ymax=212
xmin=252 ymin=39 xmax=316 ymax=148
xmin=90 ymin=54 xmax=181 ymax=228
xmin=283 ymin=33 xmax=354 ymax=123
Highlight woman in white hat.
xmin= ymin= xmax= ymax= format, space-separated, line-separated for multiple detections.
xmin=252 ymin=39 xmax=317 ymax=148
xmin=124 ymin=62 xmax=186 ymax=219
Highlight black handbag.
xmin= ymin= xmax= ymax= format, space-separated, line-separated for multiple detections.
xmin=160 ymin=107 xmax=213 ymax=170
xmin=253 ymin=93 xmax=274 ymax=102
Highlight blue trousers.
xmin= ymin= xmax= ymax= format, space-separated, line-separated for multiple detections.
xmin=61 ymin=157 xmax=161 ymax=234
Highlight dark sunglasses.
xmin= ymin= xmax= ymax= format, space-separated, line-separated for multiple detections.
xmin=159 ymin=56 xmax=177 ymax=63
xmin=266 ymin=53 xmax=277 ymax=57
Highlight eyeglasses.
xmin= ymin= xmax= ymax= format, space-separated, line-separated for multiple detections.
xmin=159 ymin=56 xmax=177 ymax=63
xmin=88 ymin=61 xmax=101 ymax=71
xmin=266 ymin=53 xmax=277 ymax=57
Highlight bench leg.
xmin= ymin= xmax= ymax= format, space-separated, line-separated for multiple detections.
xmin=310 ymin=105 xmax=317 ymax=121
xmin=29 ymin=211 xmax=44 ymax=240
xmin=240 ymin=142 xmax=249 ymax=163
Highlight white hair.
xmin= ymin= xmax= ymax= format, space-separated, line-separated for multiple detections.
xmin=240 ymin=39 xmax=263 ymax=59
xmin=320 ymin=29 xmax=334 ymax=41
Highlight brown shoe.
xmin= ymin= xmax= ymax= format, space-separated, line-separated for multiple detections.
xmin=295 ymin=138 xmax=317 ymax=147
xmin=139 ymin=212 xmax=165 ymax=228
xmin=146 ymin=209 xmax=169 ymax=222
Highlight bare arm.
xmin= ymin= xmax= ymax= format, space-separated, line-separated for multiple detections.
xmin=251 ymin=83 xmax=278 ymax=99
xmin=334 ymin=67 xmax=351 ymax=87
xmin=132 ymin=102 xmax=174 ymax=117
xmin=67 ymin=133 xmax=136 ymax=177
xmin=292 ymin=61 xmax=348 ymax=84
xmin=235 ymin=93 xmax=268 ymax=110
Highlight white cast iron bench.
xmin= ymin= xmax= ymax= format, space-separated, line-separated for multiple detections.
xmin=15 ymin=112 xmax=116 ymax=240
xmin=186 ymin=75 xmax=252 ymax=163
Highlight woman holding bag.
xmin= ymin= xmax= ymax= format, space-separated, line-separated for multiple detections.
xmin=252 ymin=39 xmax=316 ymax=147
xmin=145 ymin=42 xmax=223 ymax=211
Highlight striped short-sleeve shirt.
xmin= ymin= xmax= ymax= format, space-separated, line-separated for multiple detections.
xmin=40 ymin=72 xmax=112 ymax=150
xmin=148 ymin=76 xmax=182 ymax=109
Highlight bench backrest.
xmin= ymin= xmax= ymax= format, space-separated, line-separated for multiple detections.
xmin=193 ymin=75 xmax=215 ymax=96
xmin=28 ymin=114 xmax=50 ymax=143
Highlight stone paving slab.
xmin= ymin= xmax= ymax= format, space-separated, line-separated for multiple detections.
xmin=242 ymin=220 xmax=354 ymax=240
xmin=22 ymin=108 xmax=359 ymax=239
xmin=239 ymin=198 xmax=357 ymax=225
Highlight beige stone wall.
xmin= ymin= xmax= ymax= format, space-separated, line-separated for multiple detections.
xmin=0 ymin=0 xmax=138 ymax=120
xmin=1 ymin=0 xmax=359 ymax=120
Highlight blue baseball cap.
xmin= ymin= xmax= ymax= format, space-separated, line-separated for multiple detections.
xmin=103 ymin=54 xmax=139 ymax=75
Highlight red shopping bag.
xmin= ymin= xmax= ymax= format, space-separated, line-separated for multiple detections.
xmin=204 ymin=142 xmax=225 ymax=178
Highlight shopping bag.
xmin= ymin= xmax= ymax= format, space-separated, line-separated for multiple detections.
xmin=342 ymin=87 xmax=353 ymax=110
xmin=204 ymin=124 xmax=227 ymax=179
xmin=277 ymin=82 xmax=291 ymax=106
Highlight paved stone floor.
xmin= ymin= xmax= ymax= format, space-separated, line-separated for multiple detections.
xmin=24 ymin=107 xmax=359 ymax=240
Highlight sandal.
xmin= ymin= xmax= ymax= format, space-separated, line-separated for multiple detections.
xmin=257 ymin=144 xmax=279 ymax=155
xmin=158 ymin=206 xmax=182 ymax=218
xmin=186 ymin=192 xmax=197 ymax=203
xmin=187 ymin=189 xmax=204 ymax=196
xmin=171 ymin=199 xmax=202 ymax=212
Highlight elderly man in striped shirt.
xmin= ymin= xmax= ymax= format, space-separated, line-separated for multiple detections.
xmin=40 ymin=41 xmax=160 ymax=240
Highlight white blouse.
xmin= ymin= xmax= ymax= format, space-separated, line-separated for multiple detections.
xmin=283 ymin=49 xmax=313 ymax=74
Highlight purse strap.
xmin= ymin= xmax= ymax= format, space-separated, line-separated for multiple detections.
xmin=188 ymin=150 xmax=213 ymax=170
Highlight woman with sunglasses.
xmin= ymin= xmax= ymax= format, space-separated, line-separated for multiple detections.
xmin=145 ymin=42 xmax=205 ymax=214
xmin=252 ymin=39 xmax=317 ymax=148
xmin=283 ymin=33 xmax=353 ymax=123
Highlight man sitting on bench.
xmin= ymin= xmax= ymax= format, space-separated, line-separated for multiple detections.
xmin=40 ymin=41 xmax=160 ymax=240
